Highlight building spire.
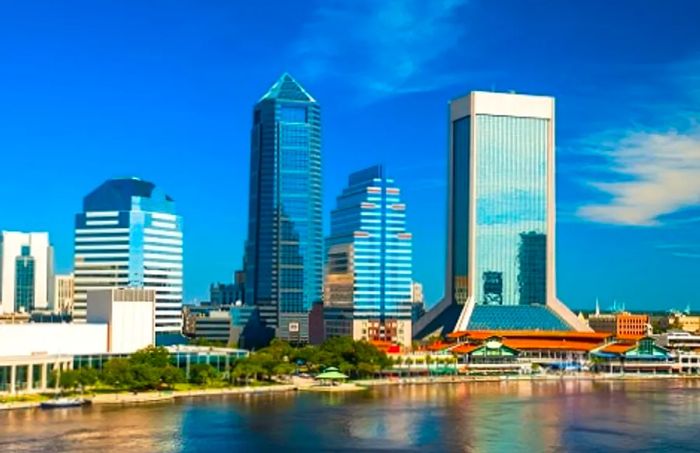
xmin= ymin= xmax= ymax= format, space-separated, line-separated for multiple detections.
xmin=595 ymin=297 xmax=600 ymax=316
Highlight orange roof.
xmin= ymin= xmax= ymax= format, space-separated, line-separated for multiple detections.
xmin=615 ymin=334 xmax=646 ymax=341
xmin=501 ymin=339 xmax=602 ymax=351
xmin=447 ymin=331 xmax=470 ymax=339
xmin=426 ymin=341 xmax=450 ymax=351
xmin=451 ymin=330 xmax=612 ymax=342
xmin=599 ymin=343 xmax=636 ymax=354
xmin=452 ymin=344 xmax=480 ymax=354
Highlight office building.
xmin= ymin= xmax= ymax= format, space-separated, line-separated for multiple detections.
xmin=325 ymin=165 xmax=413 ymax=346
xmin=243 ymin=73 xmax=322 ymax=343
xmin=193 ymin=310 xmax=232 ymax=343
xmin=210 ymin=282 xmax=240 ymax=306
xmin=0 ymin=232 xmax=54 ymax=314
xmin=54 ymin=273 xmax=74 ymax=315
xmin=415 ymin=91 xmax=589 ymax=338
xmin=73 ymin=177 xmax=183 ymax=333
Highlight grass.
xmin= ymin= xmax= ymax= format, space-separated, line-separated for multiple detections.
xmin=0 ymin=393 xmax=51 ymax=404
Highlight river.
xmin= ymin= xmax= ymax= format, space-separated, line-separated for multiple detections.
xmin=1 ymin=379 xmax=699 ymax=452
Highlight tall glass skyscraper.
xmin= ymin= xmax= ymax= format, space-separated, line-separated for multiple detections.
xmin=325 ymin=165 xmax=413 ymax=345
xmin=243 ymin=73 xmax=322 ymax=343
xmin=73 ymin=177 xmax=183 ymax=333
xmin=415 ymin=91 xmax=588 ymax=337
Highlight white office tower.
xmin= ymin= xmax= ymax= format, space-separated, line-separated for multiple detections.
xmin=73 ymin=178 xmax=183 ymax=334
xmin=0 ymin=232 xmax=54 ymax=314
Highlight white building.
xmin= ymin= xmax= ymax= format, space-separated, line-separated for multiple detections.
xmin=87 ymin=288 xmax=156 ymax=354
xmin=0 ymin=323 xmax=109 ymax=356
xmin=0 ymin=231 xmax=54 ymax=314
xmin=73 ymin=177 xmax=183 ymax=333
xmin=54 ymin=273 xmax=74 ymax=314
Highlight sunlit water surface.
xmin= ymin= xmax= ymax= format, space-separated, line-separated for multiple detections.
xmin=1 ymin=379 xmax=699 ymax=452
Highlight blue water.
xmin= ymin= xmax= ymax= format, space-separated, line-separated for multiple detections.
xmin=2 ymin=380 xmax=700 ymax=452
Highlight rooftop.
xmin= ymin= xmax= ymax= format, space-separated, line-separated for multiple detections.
xmin=83 ymin=177 xmax=176 ymax=214
xmin=259 ymin=73 xmax=316 ymax=103
xmin=467 ymin=305 xmax=571 ymax=331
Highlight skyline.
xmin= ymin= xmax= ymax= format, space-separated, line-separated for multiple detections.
xmin=1 ymin=1 xmax=699 ymax=311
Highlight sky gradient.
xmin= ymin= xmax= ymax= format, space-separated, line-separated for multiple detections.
xmin=1 ymin=1 xmax=699 ymax=311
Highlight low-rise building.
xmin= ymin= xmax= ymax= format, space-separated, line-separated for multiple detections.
xmin=193 ymin=310 xmax=232 ymax=343
xmin=588 ymin=311 xmax=650 ymax=337
xmin=662 ymin=313 xmax=700 ymax=333
xmin=657 ymin=330 xmax=700 ymax=352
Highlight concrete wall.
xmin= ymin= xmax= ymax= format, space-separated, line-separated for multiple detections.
xmin=87 ymin=288 xmax=155 ymax=354
xmin=0 ymin=324 xmax=108 ymax=356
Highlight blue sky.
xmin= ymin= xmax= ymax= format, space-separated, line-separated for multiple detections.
xmin=1 ymin=0 xmax=698 ymax=311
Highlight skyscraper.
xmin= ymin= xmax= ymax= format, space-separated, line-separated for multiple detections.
xmin=0 ymin=232 xmax=53 ymax=314
xmin=243 ymin=73 xmax=322 ymax=343
xmin=414 ymin=91 xmax=589 ymax=338
xmin=325 ymin=165 xmax=413 ymax=346
xmin=73 ymin=177 xmax=183 ymax=333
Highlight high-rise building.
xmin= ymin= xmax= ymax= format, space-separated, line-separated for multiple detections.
xmin=414 ymin=91 xmax=589 ymax=338
xmin=411 ymin=281 xmax=425 ymax=323
xmin=54 ymin=273 xmax=75 ymax=314
xmin=73 ymin=177 xmax=183 ymax=333
xmin=243 ymin=73 xmax=322 ymax=343
xmin=325 ymin=165 xmax=413 ymax=346
xmin=0 ymin=232 xmax=54 ymax=314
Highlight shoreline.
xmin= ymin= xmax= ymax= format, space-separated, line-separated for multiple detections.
xmin=2 ymin=374 xmax=698 ymax=412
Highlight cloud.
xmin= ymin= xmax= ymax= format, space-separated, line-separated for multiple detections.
xmin=577 ymin=128 xmax=700 ymax=225
xmin=672 ymin=252 xmax=700 ymax=259
xmin=291 ymin=0 xmax=469 ymax=102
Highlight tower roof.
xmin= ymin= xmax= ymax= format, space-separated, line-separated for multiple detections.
xmin=83 ymin=177 xmax=176 ymax=213
xmin=259 ymin=73 xmax=316 ymax=103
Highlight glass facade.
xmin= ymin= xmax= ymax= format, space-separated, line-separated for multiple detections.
xmin=326 ymin=165 xmax=413 ymax=326
xmin=472 ymin=115 xmax=548 ymax=306
xmin=244 ymin=74 xmax=322 ymax=332
xmin=15 ymin=245 xmax=35 ymax=312
xmin=449 ymin=100 xmax=550 ymax=309
xmin=73 ymin=177 xmax=183 ymax=333
xmin=436 ymin=91 xmax=587 ymax=334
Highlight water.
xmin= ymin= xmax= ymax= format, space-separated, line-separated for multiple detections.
xmin=2 ymin=379 xmax=700 ymax=452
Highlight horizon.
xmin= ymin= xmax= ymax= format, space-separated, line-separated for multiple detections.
xmin=1 ymin=1 xmax=699 ymax=312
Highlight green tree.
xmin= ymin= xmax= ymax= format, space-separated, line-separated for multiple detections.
xmin=58 ymin=370 xmax=80 ymax=390
xmin=161 ymin=365 xmax=186 ymax=387
xmin=130 ymin=346 xmax=171 ymax=368
xmin=76 ymin=368 xmax=99 ymax=387
xmin=272 ymin=362 xmax=296 ymax=378
xmin=102 ymin=358 xmax=134 ymax=389
xmin=189 ymin=364 xmax=220 ymax=385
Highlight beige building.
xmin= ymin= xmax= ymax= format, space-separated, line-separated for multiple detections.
xmin=54 ymin=273 xmax=74 ymax=314
xmin=663 ymin=313 xmax=700 ymax=333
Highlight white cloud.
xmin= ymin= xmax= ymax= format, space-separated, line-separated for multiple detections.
xmin=577 ymin=129 xmax=700 ymax=226
xmin=291 ymin=0 xmax=469 ymax=101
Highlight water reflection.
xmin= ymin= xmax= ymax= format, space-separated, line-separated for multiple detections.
xmin=2 ymin=380 xmax=700 ymax=452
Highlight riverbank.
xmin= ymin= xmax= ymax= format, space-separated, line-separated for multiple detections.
xmin=356 ymin=373 xmax=699 ymax=387
xmin=0 ymin=384 xmax=297 ymax=411
xmin=2 ymin=373 xmax=698 ymax=412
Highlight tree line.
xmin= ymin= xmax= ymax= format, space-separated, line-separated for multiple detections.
xmin=54 ymin=337 xmax=398 ymax=392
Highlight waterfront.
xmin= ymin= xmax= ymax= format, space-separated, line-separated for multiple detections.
xmin=2 ymin=380 xmax=700 ymax=452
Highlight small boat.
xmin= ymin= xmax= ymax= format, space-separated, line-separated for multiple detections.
xmin=40 ymin=398 xmax=91 ymax=409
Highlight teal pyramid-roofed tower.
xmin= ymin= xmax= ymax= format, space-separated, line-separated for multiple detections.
xmin=259 ymin=73 xmax=317 ymax=103
xmin=243 ymin=73 xmax=323 ymax=347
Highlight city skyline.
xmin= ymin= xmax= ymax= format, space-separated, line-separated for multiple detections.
xmin=1 ymin=2 xmax=699 ymax=311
